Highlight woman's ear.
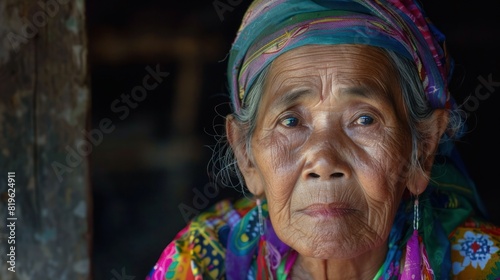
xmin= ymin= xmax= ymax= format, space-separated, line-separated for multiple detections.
xmin=408 ymin=109 xmax=449 ymax=195
xmin=226 ymin=114 xmax=265 ymax=196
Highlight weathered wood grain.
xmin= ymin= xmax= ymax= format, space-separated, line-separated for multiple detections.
xmin=0 ymin=0 xmax=91 ymax=279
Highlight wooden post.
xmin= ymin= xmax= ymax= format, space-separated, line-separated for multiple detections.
xmin=0 ymin=0 xmax=91 ymax=279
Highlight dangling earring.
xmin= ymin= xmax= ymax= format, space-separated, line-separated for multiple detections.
xmin=402 ymin=194 xmax=421 ymax=279
xmin=256 ymin=198 xmax=264 ymax=236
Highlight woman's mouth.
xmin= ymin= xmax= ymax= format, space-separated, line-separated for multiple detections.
xmin=300 ymin=203 xmax=356 ymax=218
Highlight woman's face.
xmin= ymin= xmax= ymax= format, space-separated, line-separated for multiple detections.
xmin=247 ymin=44 xmax=414 ymax=259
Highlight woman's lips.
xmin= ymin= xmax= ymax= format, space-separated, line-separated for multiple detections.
xmin=300 ymin=203 xmax=356 ymax=218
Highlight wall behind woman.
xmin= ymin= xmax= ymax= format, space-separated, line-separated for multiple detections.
xmin=85 ymin=1 xmax=499 ymax=279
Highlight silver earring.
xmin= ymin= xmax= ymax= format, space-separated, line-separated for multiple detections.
xmin=256 ymin=198 xmax=264 ymax=236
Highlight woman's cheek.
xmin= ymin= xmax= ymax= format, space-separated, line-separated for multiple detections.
xmin=378 ymin=129 xmax=412 ymax=191
xmin=266 ymin=127 xmax=308 ymax=174
xmin=347 ymin=138 xmax=403 ymax=203
xmin=363 ymin=144 xmax=408 ymax=203
xmin=259 ymin=129 xmax=307 ymax=213
xmin=345 ymin=122 xmax=386 ymax=148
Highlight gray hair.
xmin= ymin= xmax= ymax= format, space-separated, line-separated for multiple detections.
xmin=210 ymin=48 xmax=462 ymax=192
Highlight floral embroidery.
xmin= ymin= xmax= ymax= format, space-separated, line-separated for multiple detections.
xmin=452 ymin=231 xmax=499 ymax=275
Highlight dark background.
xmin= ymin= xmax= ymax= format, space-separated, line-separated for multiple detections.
xmin=85 ymin=1 xmax=500 ymax=279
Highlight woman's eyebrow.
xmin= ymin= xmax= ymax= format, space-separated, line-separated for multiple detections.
xmin=339 ymin=86 xmax=387 ymax=102
xmin=272 ymin=88 xmax=313 ymax=108
xmin=339 ymin=86 xmax=372 ymax=98
xmin=271 ymin=85 xmax=386 ymax=110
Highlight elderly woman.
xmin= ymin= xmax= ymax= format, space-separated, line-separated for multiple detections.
xmin=146 ymin=0 xmax=500 ymax=279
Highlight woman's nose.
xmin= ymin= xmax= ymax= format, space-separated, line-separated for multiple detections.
xmin=302 ymin=135 xmax=351 ymax=181
xmin=306 ymin=157 xmax=346 ymax=179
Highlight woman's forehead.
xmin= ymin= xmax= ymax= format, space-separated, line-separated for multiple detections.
xmin=271 ymin=44 xmax=394 ymax=72
xmin=265 ymin=44 xmax=400 ymax=101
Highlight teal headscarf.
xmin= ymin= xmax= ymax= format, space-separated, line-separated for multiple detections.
xmin=227 ymin=0 xmax=455 ymax=113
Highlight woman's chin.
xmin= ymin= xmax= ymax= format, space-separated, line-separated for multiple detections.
xmin=283 ymin=220 xmax=379 ymax=259
xmin=294 ymin=240 xmax=368 ymax=260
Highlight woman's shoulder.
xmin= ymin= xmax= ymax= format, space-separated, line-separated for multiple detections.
xmin=145 ymin=196 xmax=255 ymax=280
xmin=449 ymin=216 xmax=500 ymax=279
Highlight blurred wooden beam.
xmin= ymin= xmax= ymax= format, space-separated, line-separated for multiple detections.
xmin=89 ymin=28 xmax=224 ymax=64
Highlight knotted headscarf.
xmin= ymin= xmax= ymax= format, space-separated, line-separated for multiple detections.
xmin=227 ymin=0 xmax=455 ymax=112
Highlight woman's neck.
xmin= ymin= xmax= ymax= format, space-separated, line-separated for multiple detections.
xmin=290 ymin=242 xmax=387 ymax=280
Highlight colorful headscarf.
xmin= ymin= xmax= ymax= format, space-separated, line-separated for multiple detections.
xmin=227 ymin=0 xmax=455 ymax=112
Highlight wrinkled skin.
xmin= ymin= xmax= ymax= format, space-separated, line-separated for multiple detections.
xmin=227 ymin=44 xmax=447 ymax=279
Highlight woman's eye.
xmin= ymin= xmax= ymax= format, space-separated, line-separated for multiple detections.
xmin=281 ymin=116 xmax=299 ymax=127
xmin=354 ymin=115 xmax=374 ymax=125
